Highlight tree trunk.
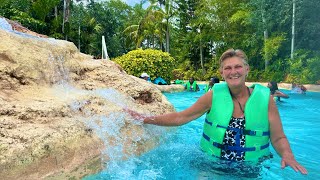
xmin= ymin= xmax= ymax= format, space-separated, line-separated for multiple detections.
xmin=166 ymin=18 xmax=170 ymax=53
xmin=78 ymin=25 xmax=81 ymax=51
xmin=62 ymin=0 xmax=66 ymax=35
xmin=55 ymin=6 xmax=58 ymax=20
xmin=200 ymin=39 xmax=206 ymax=76
xmin=262 ymin=3 xmax=269 ymax=70
xmin=291 ymin=0 xmax=296 ymax=59
xmin=62 ymin=0 xmax=71 ymax=40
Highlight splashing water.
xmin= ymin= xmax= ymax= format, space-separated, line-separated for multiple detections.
xmin=55 ymin=84 xmax=169 ymax=177
xmin=2 ymin=16 xmax=170 ymax=179
xmin=93 ymin=88 xmax=128 ymax=109
xmin=83 ymin=88 xmax=320 ymax=179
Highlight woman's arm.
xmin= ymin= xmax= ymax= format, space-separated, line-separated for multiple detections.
xmin=274 ymin=90 xmax=289 ymax=98
xmin=126 ymin=91 xmax=213 ymax=126
xmin=196 ymin=84 xmax=200 ymax=91
xmin=268 ymin=96 xmax=307 ymax=174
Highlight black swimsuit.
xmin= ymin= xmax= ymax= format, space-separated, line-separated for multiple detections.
xmin=221 ymin=116 xmax=246 ymax=161
xmin=221 ymin=87 xmax=251 ymax=161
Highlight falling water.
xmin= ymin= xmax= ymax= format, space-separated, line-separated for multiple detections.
xmin=0 ymin=17 xmax=59 ymax=43
xmin=0 ymin=17 xmax=12 ymax=31
xmin=48 ymin=53 xmax=70 ymax=85
xmin=47 ymin=72 xmax=168 ymax=178
xmin=1 ymin=17 xmax=168 ymax=178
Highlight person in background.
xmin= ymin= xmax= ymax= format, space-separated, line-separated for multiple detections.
xmin=267 ymin=81 xmax=289 ymax=101
xmin=291 ymin=83 xmax=307 ymax=94
xmin=299 ymin=84 xmax=307 ymax=93
xmin=153 ymin=76 xmax=168 ymax=85
xmin=185 ymin=77 xmax=200 ymax=92
xmin=126 ymin=48 xmax=307 ymax=175
xmin=173 ymin=79 xmax=184 ymax=84
xmin=204 ymin=77 xmax=220 ymax=92
xmin=140 ymin=72 xmax=151 ymax=82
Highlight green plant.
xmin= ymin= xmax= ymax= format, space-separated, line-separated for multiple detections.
xmin=286 ymin=49 xmax=320 ymax=84
xmin=113 ymin=49 xmax=176 ymax=82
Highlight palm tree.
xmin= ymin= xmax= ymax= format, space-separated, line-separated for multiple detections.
xmin=151 ymin=0 xmax=174 ymax=52
xmin=123 ymin=2 xmax=165 ymax=49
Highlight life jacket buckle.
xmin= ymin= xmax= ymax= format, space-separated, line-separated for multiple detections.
xmin=240 ymin=129 xmax=256 ymax=135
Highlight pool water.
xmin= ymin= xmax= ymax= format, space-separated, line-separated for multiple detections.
xmin=84 ymin=85 xmax=320 ymax=179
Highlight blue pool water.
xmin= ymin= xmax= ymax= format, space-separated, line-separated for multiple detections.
xmin=84 ymin=86 xmax=320 ymax=179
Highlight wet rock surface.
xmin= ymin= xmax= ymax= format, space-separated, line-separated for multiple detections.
xmin=0 ymin=19 xmax=178 ymax=179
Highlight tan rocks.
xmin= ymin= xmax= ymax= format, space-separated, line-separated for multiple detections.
xmin=0 ymin=19 xmax=176 ymax=179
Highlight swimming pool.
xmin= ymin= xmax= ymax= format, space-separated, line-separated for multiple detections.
xmin=84 ymin=85 xmax=320 ymax=179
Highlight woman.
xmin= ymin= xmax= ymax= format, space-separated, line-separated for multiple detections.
xmin=268 ymin=81 xmax=289 ymax=101
xmin=127 ymin=49 xmax=307 ymax=174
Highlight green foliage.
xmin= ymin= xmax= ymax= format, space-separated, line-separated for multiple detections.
xmin=0 ymin=0 xmax=46 ymax=31
xmin=286 ymin=50 xmax=320 ymax=84
xmin=262 ymin=70 xmax=286 ymax=83
xmin=172 ymin=68 xmax=184 ymax=80
xmin=123 ymin=2 xmax=166 ymax=50
xmin=31 ymin=0 xmax=60 ymax=21
xmin=113 ymin=49 xmax=176 ymax=82
xmin=230 ymin=9 xmax=251 ymax=26
xmin=262 ymin=34 xmax=286 ymax=64
xmin=0 ymin=0 xmax=319 ymax=84
xmin=247 ymin=69 xmax=263 ymax=82
xmin=0 ymin=0 xmax=31 ymax=17
xmin=10 ymin=10 xmax=46 ymax=31
xmin=295 ymin=0 xmax=320 ymax=51
xmin=170 ymin=59 xmax=221 ymax=81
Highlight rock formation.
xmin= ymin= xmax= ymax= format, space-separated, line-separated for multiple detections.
xmin=0 ymin=18 xmax=182 ymax=179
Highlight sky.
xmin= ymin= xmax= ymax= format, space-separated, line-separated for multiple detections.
xmin=122 ymin=0 xmax=142 ymax=6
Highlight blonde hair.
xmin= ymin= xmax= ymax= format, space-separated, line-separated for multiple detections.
xmin=219 ymin=49 xmax=248 ymax=69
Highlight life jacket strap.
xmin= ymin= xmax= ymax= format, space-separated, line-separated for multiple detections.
xmin=212 ymin=142 xmax=269 ymax=152
xmin=216 ymin=124 xmax=270 ymax=136
xmin=205 ymin=118 xmax=212 ymax=126
xmin=202 ymin=133 xmax=269 ymax=152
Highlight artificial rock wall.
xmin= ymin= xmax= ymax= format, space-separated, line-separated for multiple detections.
xmin=0 ymin=18 xmax=179 ymax=179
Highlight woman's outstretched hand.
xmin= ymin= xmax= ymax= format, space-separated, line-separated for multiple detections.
xmin=123 ymin=108 xmax=145 ymax=123
xmin=281 ymin=155 xmax=308 ymax=175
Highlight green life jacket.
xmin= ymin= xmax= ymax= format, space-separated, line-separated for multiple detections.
xmin=200 ymin=83 xmax=270 ymax=161
xmin=174 ymin=79 xmax=184 ymax=84
xmin=204 ymin=84 xmax=213 ymax=92
xmin=186 ymin=81 xmax=198 ymax=91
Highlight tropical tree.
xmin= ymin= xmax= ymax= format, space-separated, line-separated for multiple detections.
xmin=123 ymin=2 xmax=165 ymax=50
xmin=150 ymin=0 xmax=175 ymax=52
xmin=0 ymin=0 xmax=46 ymax=32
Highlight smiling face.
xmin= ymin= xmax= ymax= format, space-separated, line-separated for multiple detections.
xmin=220 ymin=56 xmax=249 ymax=88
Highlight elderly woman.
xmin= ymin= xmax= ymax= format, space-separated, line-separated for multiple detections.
xmin=127 ymin=49 xmax=307 ymax=174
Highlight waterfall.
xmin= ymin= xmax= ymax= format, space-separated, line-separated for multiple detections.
xmin=0 ymin=17 xmax=13 ymax=31
xmin=48 ymin=53 xmax=70 ymax=85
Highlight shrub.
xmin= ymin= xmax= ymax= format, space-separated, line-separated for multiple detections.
xmin=285 ymin=49 xmax=320 ymax=84
xmin=113 ymin=49 xmax=176 ymax=82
